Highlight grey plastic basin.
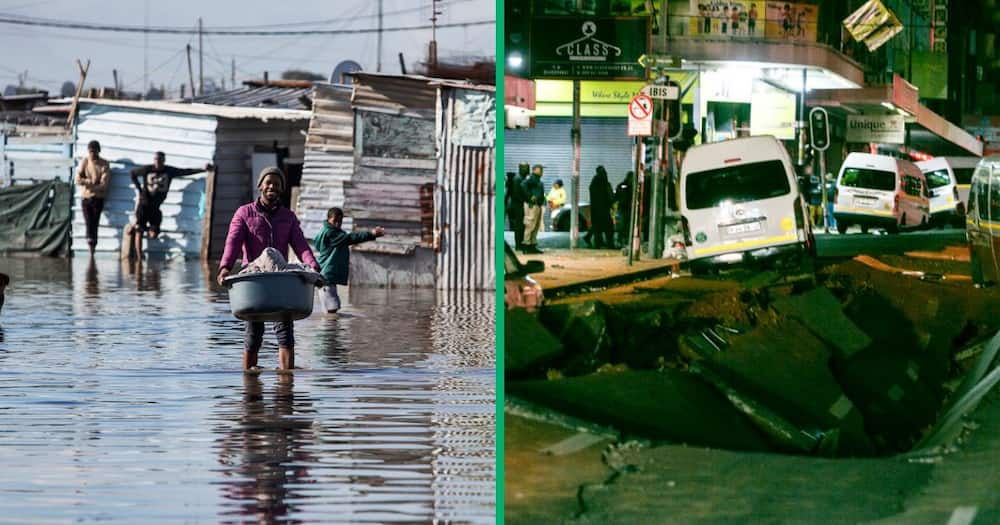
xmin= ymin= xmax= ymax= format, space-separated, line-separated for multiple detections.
xmin=223 ymin=271 xmax=324 ymax=322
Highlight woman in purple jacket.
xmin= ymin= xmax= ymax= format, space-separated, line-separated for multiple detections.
xmin=217 ymin=167 xmax=320 ymax=372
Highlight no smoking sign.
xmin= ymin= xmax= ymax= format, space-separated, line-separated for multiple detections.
xmin=628 ymin=94 xmax=653 ymax=137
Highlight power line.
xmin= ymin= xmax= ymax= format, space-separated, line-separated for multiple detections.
xmin=0 ymin=14 xmax=494 ymax=35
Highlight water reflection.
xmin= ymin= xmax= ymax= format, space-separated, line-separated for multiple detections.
xmin=216 ymin=374 xmax=317 ymax=524
xmin=0 ymin=256 xmax=495 ymax=523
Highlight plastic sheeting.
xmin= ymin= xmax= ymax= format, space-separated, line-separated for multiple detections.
xmin=0 ymin=179 xmax=71 ymax=256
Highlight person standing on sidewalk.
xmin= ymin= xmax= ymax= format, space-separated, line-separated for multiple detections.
xmin=615 ymin=172 xmax=634 ymax=249
xmin=75 ymin=140 xmax=111 ymax=255
xmin=586 ymin=166 xmax=615 ymax=249
xmin=521 ymin=164 xmax=546 ymax=254
xmin=506 ymin=163 xmax=529 ymax=250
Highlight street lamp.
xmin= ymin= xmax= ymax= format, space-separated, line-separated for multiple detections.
xmin=508 ymin=52 xmax=524 ymax=71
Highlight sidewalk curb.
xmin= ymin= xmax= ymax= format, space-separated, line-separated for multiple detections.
xmin=545 ymin=262 xmax=678 ymax=300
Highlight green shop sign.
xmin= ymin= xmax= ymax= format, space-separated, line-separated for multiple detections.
xmin=529 ymin=17 xmax=649 ymax=80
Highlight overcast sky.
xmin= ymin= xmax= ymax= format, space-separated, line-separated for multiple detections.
xmin=0 ymin=0 xmax=496 ymax=96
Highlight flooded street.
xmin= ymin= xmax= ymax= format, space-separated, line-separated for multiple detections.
xmin=0 ymin=256 xmax=496 ymax=524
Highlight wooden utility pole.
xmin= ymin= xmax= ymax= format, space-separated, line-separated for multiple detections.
xmin=198 ymin=18 xmax=204 ymax=95
xmin=186 ymin=44 xmax=195 ymax=100
xmin=376 ymin=0 xmax=383 ymax=72
xmin=66 ymin=59 xmax=90 ymax=130
xmin=112 ymin=69 xmax=119 ymax=96
xmin=231 ymin=58 xmax=235 ymax=89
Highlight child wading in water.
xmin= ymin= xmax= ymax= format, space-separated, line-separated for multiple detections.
xmin=313 ymin=207 xmax=384 ymax=313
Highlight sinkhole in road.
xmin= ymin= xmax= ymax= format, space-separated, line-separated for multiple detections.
xmin=506 ymin=258 xmax=1000 ymax=458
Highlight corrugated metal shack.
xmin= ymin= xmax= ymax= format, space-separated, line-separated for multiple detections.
xmin=298 ymin=83 xmax=354 ymax=238
xmin=0 ymin=97 xmax=73 ymax=188
xmin=73 ymin=96 xmax=310 ymax=257
xmin=301 ymin=74 xmax=495 ymax=290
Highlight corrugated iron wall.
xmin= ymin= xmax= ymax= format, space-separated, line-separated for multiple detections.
xmin=299 ymin=83 xmax=354 ymax=239
xmin=1 ymin=133 xmax=73 ymax=186
xmin=74 ymin=104 xmax=215 ymax=255
xmin=435 ymin=87 xmax=496 ymax=291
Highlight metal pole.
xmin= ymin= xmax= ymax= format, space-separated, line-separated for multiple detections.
xmin=798 ymin=68 xmax=807 ymax=165
xmin=628 ymin=137 xmax=641 ymax=265
xmin=819 ymin=150 xmax=828 ymax=233
xmin=570 ymin=80 xmax=581 ymax=250
xmin=186 ymin=44 xmax=195 ymax=100
xmin=231 ymin=58 xmax=235 ymax=89
xmin=198 ymin=17 xmax=204 ymax=96
xmin=143 ymin=0 xmax=148 ymax=96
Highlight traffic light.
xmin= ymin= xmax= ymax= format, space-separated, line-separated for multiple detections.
xmin=808 ymin=107 xmax=830 ymax=151
xmin=643 ymin=136 xmax=657 ymax=174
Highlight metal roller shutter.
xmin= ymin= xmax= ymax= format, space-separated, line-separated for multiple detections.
xmin=505 ymin=117 xmax=633 ymax=207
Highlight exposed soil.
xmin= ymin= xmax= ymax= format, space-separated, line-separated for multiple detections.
xmin=506 ymin=250 xmax=1000 ymax=458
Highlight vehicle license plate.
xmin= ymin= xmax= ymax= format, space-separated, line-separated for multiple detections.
xmin=726 ymin=221 xmax=761 ymax=235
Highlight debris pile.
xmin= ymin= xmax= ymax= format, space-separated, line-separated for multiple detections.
xmin=506 ymin=259 xmax=1000 ymax=457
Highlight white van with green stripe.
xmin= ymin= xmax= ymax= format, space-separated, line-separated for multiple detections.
xmin=833 ymin=153 xmax=930 ymax=234
xmin=679 ymin=136 xmax=812 ymax=274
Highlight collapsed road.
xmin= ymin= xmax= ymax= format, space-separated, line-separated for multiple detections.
xmin=505 ymin=246 xmax=1000 ymax=523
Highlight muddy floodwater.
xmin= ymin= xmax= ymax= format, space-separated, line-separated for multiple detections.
xmin=0 ymin=256 xmax=496 ymax=524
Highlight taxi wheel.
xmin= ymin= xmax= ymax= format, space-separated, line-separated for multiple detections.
xmin=836 ymin=222 xmax=848 ymax=235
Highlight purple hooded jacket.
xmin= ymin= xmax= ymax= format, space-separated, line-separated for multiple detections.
xmin=219 ymin=200 xmax=318 ymax=271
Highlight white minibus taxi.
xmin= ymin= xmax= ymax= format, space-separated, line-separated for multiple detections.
xmin=679 ymin=136 xmax=811 ymax=273
xmin=917 ymin=156 xmax=977 ymax=226
xmin=966 ymin=156 xmax=1000 ymax=285
xmin=833 ymin=153 xmax=930 ymax=234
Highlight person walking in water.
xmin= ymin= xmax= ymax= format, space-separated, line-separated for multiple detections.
xmin=313 ymin=207 xmax=384 ymax=314
xmin=217 ymin=167 xmax=319 ymax=372
xmin=75 ymin=140 xmax=111 ymax=255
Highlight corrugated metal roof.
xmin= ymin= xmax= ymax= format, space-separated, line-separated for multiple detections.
xmin=351 ymin=74 xmax=438 ymax=115
xmin=79 ymin=98 xmax=310 ymax=121
xmin=192 ymin=86 xmax=312 ymax=110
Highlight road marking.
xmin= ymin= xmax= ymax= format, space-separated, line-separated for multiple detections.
xmin=540 ymin=432 xmax=606 ymax=456
xmin=946 ymin=506 xmax=978 ymax=525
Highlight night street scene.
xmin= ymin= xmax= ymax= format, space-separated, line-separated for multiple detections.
xmin=0 ymin=1 xmax=496 ymax=523
xmin=504 ymin=0 xmax=1000 ymax=523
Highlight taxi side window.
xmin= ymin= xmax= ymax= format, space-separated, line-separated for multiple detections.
xmin=975 ymin=167 xmax=1000 ymax=221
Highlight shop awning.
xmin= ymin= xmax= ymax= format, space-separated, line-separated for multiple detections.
xmin=807 ymin=76 xmax=983 ymax=157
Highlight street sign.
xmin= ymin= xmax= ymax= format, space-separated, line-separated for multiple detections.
xmin=641 ymin=84 xmax=679 ymax=100
xmin=628 ymin=94 xmax=653 ymax=137
xmin=637 ymin=54 xmax=682 ymax=69
xmin=809 ymin=107 xmax=831 ymax=151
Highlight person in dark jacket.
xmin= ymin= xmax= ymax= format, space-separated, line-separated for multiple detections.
xmin=585 ymin=166 xmax=615 ymax=248
xmin=506 ymin=163 xmax=528 ymax=250
xmin=313 ymin=207 xmax=384 ymax=313
xmin=520 ymin=164 xmax=546 ymax=253
xmin=131 ymin=151 xmax=212 ymax=239
xmin=615 ymin=172 xmax=635 ymax=248
xmin=217 ymin=167 xmax=319 ymax=372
